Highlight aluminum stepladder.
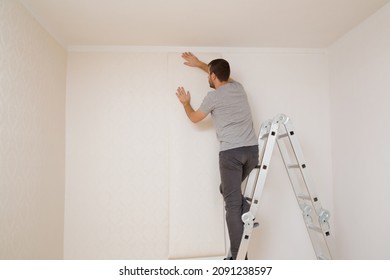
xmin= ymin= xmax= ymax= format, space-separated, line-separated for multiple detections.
xmin=236 ymin=113 xmax=332 ymax=260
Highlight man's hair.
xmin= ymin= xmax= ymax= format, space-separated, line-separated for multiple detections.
xmin=208 ymin=59 xmax=230 ymax=82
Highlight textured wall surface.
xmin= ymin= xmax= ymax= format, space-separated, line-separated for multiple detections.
xmin=64 ymin=49 xmax=332 ymax=260
xmin=329 ymin=2 xmax=390 ymax=259
xmin=64 ymin=52 xmax=171 ymax=259
xmin=0 ymin=0 xmax=67 ymax=259
xmin=168 ymin=53 xmax=225 ymax=259
xmin=64 ymin=52 xmax=227 ymax=259
xmin=2 ymin=0 xmax=389 ymax=261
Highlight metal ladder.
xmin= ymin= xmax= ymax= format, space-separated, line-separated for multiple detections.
xmin=236 ymin=113 xmax=332 ymax=260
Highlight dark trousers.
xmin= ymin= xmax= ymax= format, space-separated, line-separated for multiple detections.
xmin=219 ymin=145 xmax=259 ymax=259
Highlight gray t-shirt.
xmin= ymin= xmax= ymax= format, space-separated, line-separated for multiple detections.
xmin=198 ymin=80 xmax=258 ymax=151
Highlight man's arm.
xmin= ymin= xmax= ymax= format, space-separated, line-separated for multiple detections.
xmin=183 ymin=52 xmax=234 ymax=82
xmin=176 ymin=86 xmax=207 ymax=123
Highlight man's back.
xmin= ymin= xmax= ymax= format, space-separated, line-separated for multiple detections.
xmin=199 ymin=81 xmax=258 ymax=151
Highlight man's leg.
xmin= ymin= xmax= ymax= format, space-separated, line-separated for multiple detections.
xmin=241 ymin=145 xmax=259 ymax=214
xmin=219 ymin=146 xmax=258 ymax=259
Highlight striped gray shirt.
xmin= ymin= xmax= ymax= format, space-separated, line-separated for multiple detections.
xmin=198 ymin=81 xmax=258 ymax=151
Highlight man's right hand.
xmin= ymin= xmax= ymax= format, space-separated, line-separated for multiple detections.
xmin=182 ymin=52 xmax=209 ymax=73
xmin=182 ymin=52 xmax=201 ymax=67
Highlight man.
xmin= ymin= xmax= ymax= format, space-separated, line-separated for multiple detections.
xmin=175 ymin=52 xmax=259 ymax=260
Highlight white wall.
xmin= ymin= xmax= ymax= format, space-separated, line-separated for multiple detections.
xmin=329 ymin=2 xmax=390 ymax=259
xmin=64 ymin=48 xmax=332 ymax=259
xmin=167 ymin=53 xmax=226 ymax=259
xmin=64 ymin=51 xmax=226 ymax=259
xmin=0 ymin=1 xmax=333 ymax=259
xmin=3 ymin=0 xmax=389 ymax=261
xmin=223 ymin=50 xmax=333 ymax=259
xmin=65 ymin=52 xmax=170 ymax=259
xmin=0 ymin=0 xmax=67 ymax=259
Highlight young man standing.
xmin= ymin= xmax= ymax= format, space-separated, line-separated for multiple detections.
xmin=175 ymin=52 xmax=259 ymax=260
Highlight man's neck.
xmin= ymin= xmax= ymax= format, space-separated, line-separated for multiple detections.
xmin=214 ymin=80 xmax=229 ymax=89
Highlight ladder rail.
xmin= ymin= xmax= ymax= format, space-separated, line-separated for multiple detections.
xmin=278 ymin=118 xmax=332 ymax=259
xmin=279 ymin=119 xmax=332 ymax=233
xmin=236 ymin=114 xmax=333 ymax=260
xmin=243 ymin=119 xmax=272 ymax=200
xmin=282 ymin=120 xmax=323 ymax=213
xmin=237 ymin=118 xmax=281 ymax=260
xmin=277 ymin=137 xmax=332 ymax=259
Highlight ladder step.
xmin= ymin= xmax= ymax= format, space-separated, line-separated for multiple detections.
xmin=278 ymin=132 xmax=289 ymax=139
xmin=260 ymin=133 xmax=269 ymax=139
xmin=243 ymin=222 xmax=260 ymax=230
xmin=317 ymin=255 xmax=329 ymax=260
xmin=287 ymin=164 xmax=300 ymax=169
xmin=297 ymin=194 xmax=311 ymax=200
xmin=307 ymin=224 xmax=322 ymax=233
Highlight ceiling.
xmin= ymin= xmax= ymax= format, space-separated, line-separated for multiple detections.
xmin=19 ymin=0 xmax=390 ymax=49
